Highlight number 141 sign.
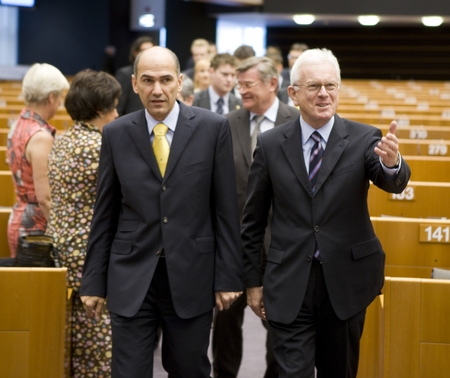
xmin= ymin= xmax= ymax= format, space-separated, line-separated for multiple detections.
xmin=419 ymin=225 xmax=450 ymax=243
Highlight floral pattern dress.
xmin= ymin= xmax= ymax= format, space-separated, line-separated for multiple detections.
xmin=46 ymin=122 xmax=111 ymax=377
xmin=7 ymin=109 xmax=56 ymax=257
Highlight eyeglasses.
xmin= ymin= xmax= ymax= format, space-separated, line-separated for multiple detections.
xmin=235 ymin=81 xmax=261 ymax=90
xmin=294 ymin=82 xmax=340 ymax=94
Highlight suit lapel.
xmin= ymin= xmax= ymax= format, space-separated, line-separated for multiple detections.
xmin=127 ymin=110 xmax=162 ymax=180
xmin=280 ymin=115 xmax=350 ymax=196
xmin=281 ymin=120 xmax=311 ymax=194
xmin=275 ymin=102 xmax=295 ymax=126
xmin=314 ymin=115 xmax=349 ymax=193
xmin=235 ymin=109 xmax=252 ymax=167
xmin=163 ymin=103 xmax=198 ymax=182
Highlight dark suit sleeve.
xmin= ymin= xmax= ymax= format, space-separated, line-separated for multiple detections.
xmin=212 ymin=118 xmax=244 ymax=291
xmin=115 ymin=67 xmax=133 ymax=116
xmin=241 ymin=134 xmax=273 ymax=288
xmin=80 ymin=127 xmax=121 ymax=298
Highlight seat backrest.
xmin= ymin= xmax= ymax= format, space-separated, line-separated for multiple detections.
xmin=431 ymin=267 xmax=450 ymax=279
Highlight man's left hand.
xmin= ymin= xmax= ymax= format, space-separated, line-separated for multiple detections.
xmin=215 ymin=291 xmax=243 ymax=311
xmin=374 ymin=120 xmax=400 ymax=168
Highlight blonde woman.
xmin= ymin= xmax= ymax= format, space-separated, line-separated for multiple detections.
xmin=7 ymin=63 xmax=69 ymax=257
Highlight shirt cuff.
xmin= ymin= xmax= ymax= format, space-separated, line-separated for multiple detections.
xmin=380 ymin=152 xmax=401 ymax=176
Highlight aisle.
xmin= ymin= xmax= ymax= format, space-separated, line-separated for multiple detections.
xmin=153 ymin=305 xmax=267 ymax=377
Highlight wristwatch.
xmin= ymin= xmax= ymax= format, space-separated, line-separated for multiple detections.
xmin=391 ymin=153 xmax=401 ymax=168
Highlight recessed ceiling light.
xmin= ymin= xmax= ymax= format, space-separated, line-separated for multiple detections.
xmin=421 ymin=16 xmax=443 ymax=27
xmin=139 ymin=14 xmax=155 ymax=28
xmin=293 ymin=14 xmax=315 ymax=25
xmin=358 ymin=15 xmax=380 ymax=26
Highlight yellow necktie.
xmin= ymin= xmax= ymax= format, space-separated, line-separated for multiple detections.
xmin=152 ymin=123 xmax=170 ymax=177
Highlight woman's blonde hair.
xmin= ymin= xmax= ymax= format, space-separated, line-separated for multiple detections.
xmin=22 ymin=63 xmax=70 ymax=105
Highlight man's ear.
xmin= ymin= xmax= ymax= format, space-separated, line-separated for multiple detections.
xmin=132 ymin=75 xmax=139 ymax=94
xmin=287 ymin=86 xmax=299 ymax=107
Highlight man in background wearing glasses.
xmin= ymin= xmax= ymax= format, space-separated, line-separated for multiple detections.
xmin=241 ymin=48 xmax=411 ymax=377
xmin=212 ymin=56 xmax=299 ymax=378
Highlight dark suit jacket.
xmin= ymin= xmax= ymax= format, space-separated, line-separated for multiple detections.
xmin=241 ymin=114 xmax=411 ymax=324
xmin=115 ymin=65 xmax=144 ymax=116
xmin=226 ymin=101 xmax=299 ymax=217
xmin=193 ymin=89 xmax=242 ymax=114
xmin=80 ymin=102 xmax=243 ymax=319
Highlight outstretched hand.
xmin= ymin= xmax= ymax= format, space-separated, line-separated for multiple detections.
xmin=374 ymin=120 xmax=399 ymax=168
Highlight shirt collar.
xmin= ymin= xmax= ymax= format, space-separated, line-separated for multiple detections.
xmin=146 ymin=101 xmax=180 ymax=134
xmin=208 ymin=86 xmax=230 ymax=103
xmin=300 ymin=115 xmax=334 ymax=147
xmin=249 ymin=97 xmax=279 ymax=123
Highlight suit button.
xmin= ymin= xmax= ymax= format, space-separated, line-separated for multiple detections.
xmin=162 ymin=185 xmax=167 ymax=191
xmin=314 ymin=226 xmax=319 ymax=232
xmin=156 ymin=250 xmax=161 ymax=255
xmin=307 ymin=255 xmax=312 ymax=262
xmin=163 ymin=217 xmax=168 ymax=224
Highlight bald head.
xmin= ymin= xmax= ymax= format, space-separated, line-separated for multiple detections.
xmin=134 ymin=46 xmax=180 ymax=78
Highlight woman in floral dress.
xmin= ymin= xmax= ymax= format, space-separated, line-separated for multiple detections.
xmin=46 ymin=69 xmax=121 ymax=377
xmin=7 ymin=63 xmax=69 ymax=257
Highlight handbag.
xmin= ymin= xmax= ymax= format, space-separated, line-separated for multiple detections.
xmin=14 ymin=234 xmax=61 ymax=267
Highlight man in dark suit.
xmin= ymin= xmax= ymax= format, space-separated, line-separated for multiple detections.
xmin=280 ymin=42 xmax=309 ymax=85
xmin=115 ymin=36 xmax=154 ymax=116
xmin=193 ymin=53 xmax=241 ymax=115
xmin=242 ymin=48 xmax=411 ymax=377
xmin=213 ymin=56 xmax=299 ymax=378
xmin=80 ymin=46 xmax=243 ymax=378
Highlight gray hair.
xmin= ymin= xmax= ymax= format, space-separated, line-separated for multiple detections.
xmin=22 ymin=63 xmax=69 ymax=105
xmin=180 ymin=74 xmax=194 ymax=101
xmin=290 ymin=48 xmax=341 ymax=86
xmin=236 ymin=56 xmax=279 ymax=93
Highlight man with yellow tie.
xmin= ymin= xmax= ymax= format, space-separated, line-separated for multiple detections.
xmin=80 ymin=46 xmax=243 ymax=378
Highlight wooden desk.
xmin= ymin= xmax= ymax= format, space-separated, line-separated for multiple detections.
xmin=0 ymin=171 xmax=15 ymax=207
xmin=402 ymin=156 xmax=450 ymax=182
xmin=0 ymin=207 xmax=12 ymax=257
xmin=0 ymin=268 xmax=71 ymax=378
xmin=371 ymin=217 xmax=450 ymax=278
xmin=369 ymin=181 xmax=450 ymax=218
xmin=0 ymin=114 xmax=72 ymax=131
xmin=358 ymin=277 xmax=450 ymax=378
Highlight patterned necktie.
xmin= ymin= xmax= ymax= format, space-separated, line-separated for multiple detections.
xmin=309 ymin=131 xmax=324 ymax=193
xmin=309 ymin=131 xmax=324 ymax=260
xmin=152 ymin=123 xmax=170 ymax=178
xmin=251 ymin=115 xmax=265 ymax=153
xmin=216 ymin=97 xmax=224 ymax=115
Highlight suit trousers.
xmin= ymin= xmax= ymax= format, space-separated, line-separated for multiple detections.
xmin=269 ymin=259 xmax=366 ymax=378
xmin=212 ymin=293 xmax=278 ymax=378
xmin=110 ymin=257 xmax=213 ymax=378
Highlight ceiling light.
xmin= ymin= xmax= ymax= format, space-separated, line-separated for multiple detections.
xmin=358 ymin=15 xmax=380 ymax=26
xmin=293 ymin=14 xmax=315 ymax=25
xmin=139 ymin=14 xmax=155 ymax=28
xmin=421 ymin=16 xmax=443 ymax=27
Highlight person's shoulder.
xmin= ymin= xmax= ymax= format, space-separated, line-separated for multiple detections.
xmin=188 ymin=104 xmax=225 ymax=123
xmin=263 ymin=117 xmax=297 ymax=140
xmin=192 ymin=89 xmax=208 ymax=105
xmin=337 ymin=114 xmax=380 ymax=134
xmin=279 ymin=101 xmax=300 ymax=117
xmin=226 ymin=107 xmax=247 ymax=122
xmin=104 ymin=110 xmax=144 ymax=132
xmin=115 ymin=65 xmax=133 ymax=80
